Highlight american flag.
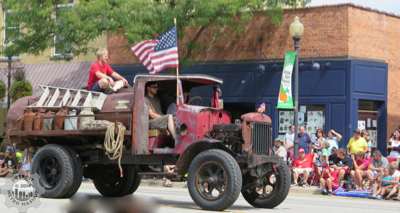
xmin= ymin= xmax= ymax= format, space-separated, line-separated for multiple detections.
xmin=131 ymin=27 xmax=179 ymax=74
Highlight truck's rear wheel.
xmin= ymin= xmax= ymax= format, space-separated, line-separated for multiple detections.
xmin=92 ymin=165 xmax=141 ymax=197
xmin=187 ymin=149 xmax=242 ymax=211
xmin=32 ymin=144 xmax=75 ymax=198
xmin=241 ymin=161 xmax=290 ymax=208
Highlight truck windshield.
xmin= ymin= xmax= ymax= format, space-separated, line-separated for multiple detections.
xmin=187 ymin=84 xmax=219 ymax=107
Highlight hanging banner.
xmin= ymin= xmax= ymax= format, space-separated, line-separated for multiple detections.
xmin=277 ymin=51 xmax=296 ymax=109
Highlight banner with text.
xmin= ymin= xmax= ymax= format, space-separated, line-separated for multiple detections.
xmin=277 ymin=51 xmax=296 ymax=109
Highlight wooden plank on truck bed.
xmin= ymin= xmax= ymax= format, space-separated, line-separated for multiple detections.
xmin=83 ymin=92 xmax=92 ymax=108
xmin=61 ymin=89 xmax=71 ymax=106
xmin=48 ymin=88 xmax=60 ymax=107
xmin=71 ymin=91 xmax=81 ymax=107
xmin=7 ymin=129 xmax=132 ymax=137
xmin=95 ymin=93 xmax=107 ymax=110
xmin=36 ymin=87 xmax=50 ymax=106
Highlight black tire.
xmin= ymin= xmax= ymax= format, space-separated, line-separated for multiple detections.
xmin=187 ymin=149 xmax=242 ymax=211
xmin=63 ymin=147 xmax=83 ymax=198
xmin=32 ymin=144 xmax=75 ymax=198
xmin=92 ymin=165 xmax=140 ymax=197
xmin=126 ymin=171 xmax=141 ymax=194
xmin=241 ymin=161 xmax=290 ymax=208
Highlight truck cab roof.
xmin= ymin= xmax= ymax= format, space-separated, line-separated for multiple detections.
xmin=133 ymin=74 xmax=223 ymax=85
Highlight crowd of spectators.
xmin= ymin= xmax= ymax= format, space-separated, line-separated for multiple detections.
xmin=0 ymin=142 xmax=33 ymax=177
xmin=274 ymin=126 xmax=400 ymax=200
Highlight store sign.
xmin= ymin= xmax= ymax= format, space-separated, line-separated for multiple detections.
xmin=277 ymin=51 xmax=297 ymax=109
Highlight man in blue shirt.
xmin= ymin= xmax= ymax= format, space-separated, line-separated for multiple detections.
xmin=297 ymin=126 xmax=312 ymax=154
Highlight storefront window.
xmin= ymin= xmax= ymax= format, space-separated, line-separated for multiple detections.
xmin=358 ymin=100 xmax=380 ymax=148
xmin=278 ymin=104 xmax=325 ymax=135
xmin=53 ymin=1 xmax=74 ymax=58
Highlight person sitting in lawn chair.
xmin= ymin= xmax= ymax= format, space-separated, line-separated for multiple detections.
xmin=292 ymin=148 xmax=316 ymax=186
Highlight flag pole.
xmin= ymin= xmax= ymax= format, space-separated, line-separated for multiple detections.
xmin=174 ymin=17 xmax=181 ymax=105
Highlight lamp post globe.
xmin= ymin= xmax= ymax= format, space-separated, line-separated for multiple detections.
xmin=290 ymin=16 xmax=303 ymax=159
xmin=290 ymin=16 xmax=304 ymax=39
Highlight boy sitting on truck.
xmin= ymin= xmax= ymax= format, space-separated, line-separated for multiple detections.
xmin=87 ymin=48 xmax=129 ymax=93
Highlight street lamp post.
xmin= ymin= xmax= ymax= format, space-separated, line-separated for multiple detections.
xmin=289 ymin=16 xmax=304 ymax=158
xmin=7 ymin=55 xmax=12 ymax=109
xmin=0 ymin=56 xmax=20 ymax=109
xmin=1 ymin=41 xmax=20 ymax=109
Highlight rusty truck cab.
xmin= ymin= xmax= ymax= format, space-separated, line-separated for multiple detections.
xmin=131 ymin=74 xmax=230 ymax=155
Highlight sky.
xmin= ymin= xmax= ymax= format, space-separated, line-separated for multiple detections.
xmin=309 ymin=0 xmax=400 ymax=15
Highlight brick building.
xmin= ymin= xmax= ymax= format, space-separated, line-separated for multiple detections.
xmin=106 ymin=4 xmax=399 ymax=153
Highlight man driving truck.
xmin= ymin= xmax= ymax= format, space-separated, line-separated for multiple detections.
xmin=145 ymin=82 xmax=178 ymax=143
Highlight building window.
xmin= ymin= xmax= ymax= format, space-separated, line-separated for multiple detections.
xmin=53 ymin=1 xmax=74 ymax=59
xmin=3 ymin=10 xmax=19 ymax=46
xmin=358 ymin=100 xmax=380 ymax=148
xmin=278 ymin=104 xmax=325 ymax=135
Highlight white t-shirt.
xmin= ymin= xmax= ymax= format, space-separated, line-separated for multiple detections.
xmin=391 ymin=138 xmax=400 ymax=147
xmin=392 ymin=170 xmax=400 ymax=179
xmin=389 ymin=138 xmax=400 ymax=157
xmin=274 ymin=146 xmax=287 ymax=161
xmin=326 ymin=137 xmax=339 ymax=153
xmin=284 ymin=132 xmax=295 ymax=150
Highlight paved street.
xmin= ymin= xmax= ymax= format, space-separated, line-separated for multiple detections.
xmin=0 ymin=179 xmax=399 ymax=213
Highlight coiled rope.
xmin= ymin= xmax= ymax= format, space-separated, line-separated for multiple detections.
xmin=104 ymin=122 xmax=126 ymax=177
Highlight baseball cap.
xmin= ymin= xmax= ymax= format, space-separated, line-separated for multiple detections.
xmin=256 ymin=102 xmax=266 ymax=108
xmin=274 ymin=137 xmax=283 ymax=144
xmin=299 ymin=148 xmax=305 ymax=153
xmin=353 ymin=129 xmax=361 ymax=134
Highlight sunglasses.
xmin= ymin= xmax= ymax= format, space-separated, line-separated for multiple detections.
xmin=149 ymin=85 xmax=158 ymax=89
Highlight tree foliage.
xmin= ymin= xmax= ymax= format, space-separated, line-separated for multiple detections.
xmin=10 ymin=81 xmax=32 ymax=102
xmin=12 ymin=68 xmax=26 ymax=81
xmin=10 ymin=68 xmax=32 ymax=102
xmin=0 ymin=80 xmax=5 ymax=100
xmin=1 ymin=0 xmax=310 ymax=59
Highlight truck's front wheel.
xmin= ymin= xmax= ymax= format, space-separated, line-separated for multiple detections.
xmin=241 ymin=161 xmax=290 ymax=208
xmin=32 ymin=144 xmax=76 ymax=198
xmin=187 ymin=149 xmax=242 ymax=211
xmin=92 ymin=165 xmax=141 ymax=197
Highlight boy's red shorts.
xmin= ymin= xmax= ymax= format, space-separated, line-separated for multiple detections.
xmin=334 ymin=167 xmax=350 ymax=175
xmin=322 ymin=170 xmax=340 ymax=189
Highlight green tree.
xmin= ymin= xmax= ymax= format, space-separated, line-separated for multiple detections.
xmin=0 ymin=80 xmax=6 ymax=100
xmin=1 ymin=0 xmax=309 ymax=59
xmin=10 ymin=68 xmax=32 ymax=102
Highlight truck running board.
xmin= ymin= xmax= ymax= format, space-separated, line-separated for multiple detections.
xmin=28 ymin=85 xmax=107 ymax=110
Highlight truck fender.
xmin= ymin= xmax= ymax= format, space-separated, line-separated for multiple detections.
xmin=175 ymin=139 xmax=234 ymax=175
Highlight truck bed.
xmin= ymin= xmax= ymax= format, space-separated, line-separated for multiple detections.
xmin=8 ymin=129 xmax=132 ymax=137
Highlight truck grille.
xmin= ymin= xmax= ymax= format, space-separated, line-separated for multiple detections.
xmin=250 ymin=122 xmax=272 ymax=155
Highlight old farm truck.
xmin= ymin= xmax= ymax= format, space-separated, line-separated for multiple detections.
xmin=6 ymin=74 xmax=290 ymax=211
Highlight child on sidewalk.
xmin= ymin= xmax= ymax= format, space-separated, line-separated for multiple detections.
xmin=372 ymin=165 xmax=398 ymax=199
xmin=320 ymin=162 xmax=339 ymax=195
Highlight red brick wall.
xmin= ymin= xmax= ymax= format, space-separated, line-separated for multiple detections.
xmin=107 ymin=6 xmax=350 ymax=63
xmin=347 ymin=7 xmax=400 ymax=138
xmin=107 ymin=32 xmax=137 ymax=64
